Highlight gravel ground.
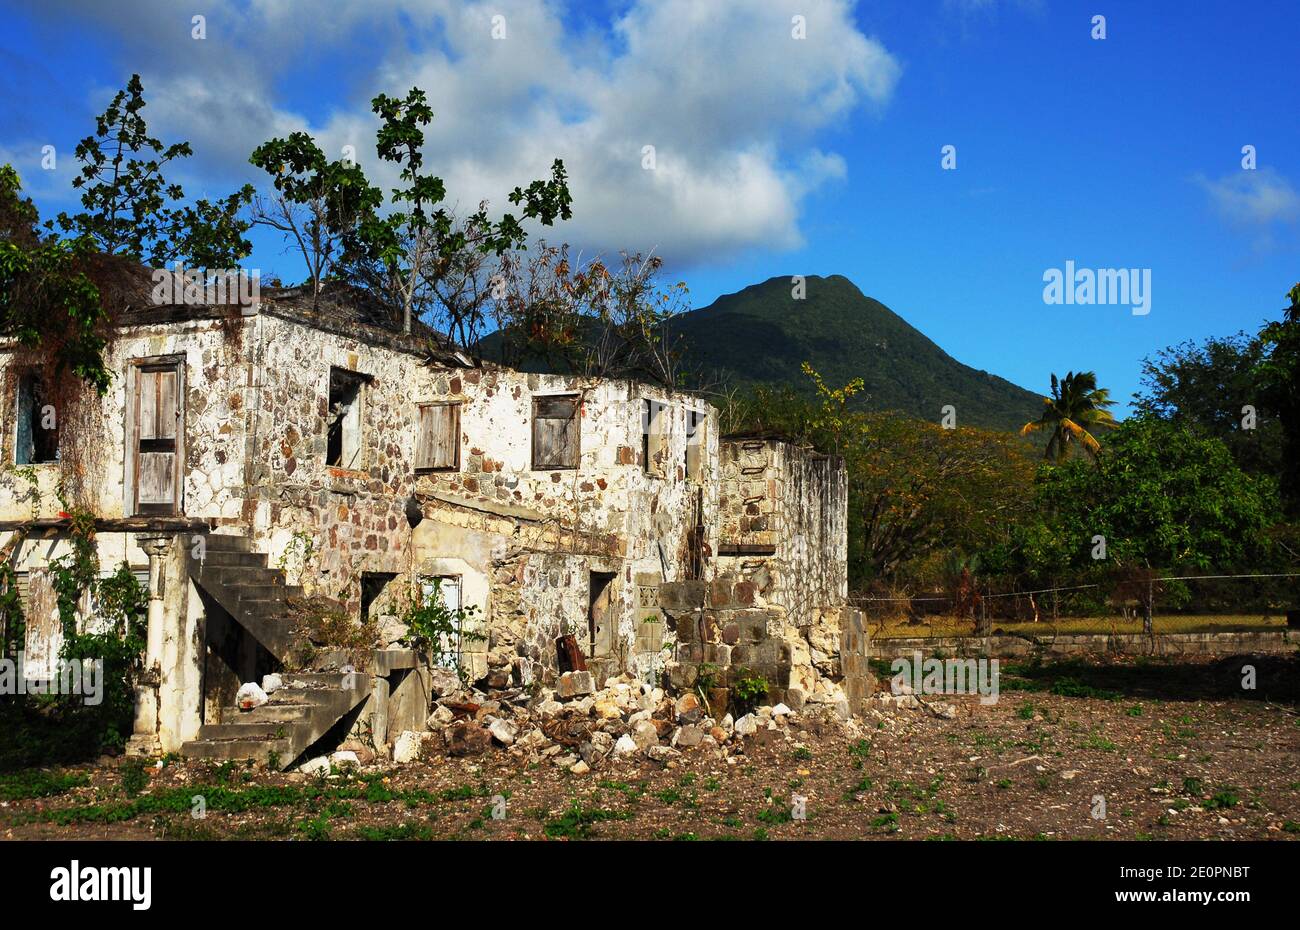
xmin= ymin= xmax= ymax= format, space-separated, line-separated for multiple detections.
xmin=3 ymin=655 xmax=1299 ymax=841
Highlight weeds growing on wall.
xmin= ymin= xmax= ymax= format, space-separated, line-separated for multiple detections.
xmin=0 ymin=509 xmax=147 ymax=770
xmin=400 ymin=578 xmax=484 ymax=683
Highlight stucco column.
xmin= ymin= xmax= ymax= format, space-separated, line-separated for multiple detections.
xmin=140 ymin=535 xmax=171 ymax=669
xmin=126 ymin=534 xmax=171 ymax=756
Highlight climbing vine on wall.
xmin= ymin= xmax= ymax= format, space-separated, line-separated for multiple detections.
xmin=399 ymin=578 xmax=484 ymax=683
xmin=49 ymin=509 xmax=148 ymax=750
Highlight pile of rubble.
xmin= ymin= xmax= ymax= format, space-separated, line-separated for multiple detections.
xmin=376 ymin=667 xmax=858 ymax=774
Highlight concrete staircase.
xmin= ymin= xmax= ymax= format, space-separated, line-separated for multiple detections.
xmin=180 ymin=671 xmax=373 ymax=769
xmin=182 ymin=533 xmax=373 ymax=769
xmin=186 ymin=532 xmax=305 ymax=664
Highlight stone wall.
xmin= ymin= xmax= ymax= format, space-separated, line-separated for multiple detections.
xmin=872 ymin=629 xmax=1295 ymax=659
xmin=715 ymin=437 xmax=847 ymax=628
xmin=660 ymin=574 xmax=792 ymax=711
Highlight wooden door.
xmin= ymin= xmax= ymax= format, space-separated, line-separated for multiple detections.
xmin=133 ymin=363 xmax=182 ymax=515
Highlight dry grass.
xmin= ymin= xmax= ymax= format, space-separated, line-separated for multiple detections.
xmin=869 ymin=613 xmax=1289 ymax=639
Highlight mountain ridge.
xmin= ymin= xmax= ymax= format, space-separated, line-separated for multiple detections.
xmin=673 ymin=274 xmax=1041 ymax=432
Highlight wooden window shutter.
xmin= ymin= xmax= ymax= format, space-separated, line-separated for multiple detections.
xmin=416 ymin=403 xmax=460 ymax=471
xmin=532 ymin=395 xmax=579 ymax=470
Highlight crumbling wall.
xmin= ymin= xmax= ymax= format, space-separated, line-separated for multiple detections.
xmin=660 ymin=574 xmax=791 ymax=710
xmin=408 ymin=372 xmax=719 ymax=685
xmin=3 ymin=307 xmax=725 ymax=691
xmin=0 ymin=316 xmax=250 ymax=526
xmin=712 ymin=437 xmax=860 ymax=711
xmin=716 ymin=437 xmax=847 ymax=626
xmin=242 ymin=312 xmax=431 ymax=613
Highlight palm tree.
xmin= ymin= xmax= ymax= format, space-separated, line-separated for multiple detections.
xmin=1021 ymin=371 xmax=1117 ymax=462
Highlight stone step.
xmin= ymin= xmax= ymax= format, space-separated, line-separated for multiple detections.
xmin=197 ymin=564 xmax=283 ymax=587
xmin=185 ymin=533 xmax=308 ymax=668
xmin=234 ymin=583 xmax=301 ymax=604
xmin=198 ymin=720 xmax=306 ymax=741
xmin=235 ymin=600 xmax=286 ymax=620
xmin=182 ymin=674 xmax=373 ymax=769
xmin=203 ymin=534 xmax=253 ymax=553
xmin=180 ymin=735 xmax=294 ymax=764
xmin=223 ymin=702 xmax=315 ymax=723
xmin=195 ymin=549 xmax=268 ymax=569
xmin=280 ymin=672 xmax=361 ymax=688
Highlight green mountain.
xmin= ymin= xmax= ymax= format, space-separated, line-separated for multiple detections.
xmin=675 ymin=274 xmax=1042 ymax=431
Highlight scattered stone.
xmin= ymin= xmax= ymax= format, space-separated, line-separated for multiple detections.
xmin=444 ymin=722 xmax=492 ymax=757
xmin=645 ymin=745 xmax=682 ymax=765
xmin=337 ymin=740 xmax=375 ymax=765
xmin=556 ymin=671 xmax=595 ymax=699
xmin=733 ymin=714 xmax=759 ymax=737
xmin=571 ymin=760 xmax=591 ymax=775
xmin=428 ymin=705 xmax=455 ymax=726
xmin=260 ymin=673 xmax=283 ymax=694
xmin=488 ymin=718 xmax=518 ymax=746
xmin=675 ymin=692 xmax=703 ymax=724
xmin=428 ymin=668 xmax=462 ymax=697
xmin=673 ymin=725 xmax=704 ymax=749
xmin=614 ymin=734 xmax=639 ymax=756
xmin=393 ymin=730 xmax=423 ymax=763
xmin=330 ymin=750 xmax=360 ymax=769
xmin=631 ymin=719 xmax=660 ymax=751
xmin=299 ymin=755 xmax=331 ymax=776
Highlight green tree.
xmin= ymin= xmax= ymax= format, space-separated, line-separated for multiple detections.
xmin=1020 ymin=370 xmax=1117 ymax=462
xmin=727 ymin=366 xmax=1035 ymax=584
xmin=248 ymin=131 xmax=385 ymax=306
xmin=1133 ymin=332 xmax=1281 ymax=477
xmin=52 ymin=74 xmax=253 ymax=267
xmin=0 ymin=165 xmax=110 ymax=392
xmin=359 ymin=86 xmax=573 ymax=335
xmin=1257 ymin=283 xmax=1300 ymax=515
xmin=1031 ymin=417 xmax=1276 ymax=574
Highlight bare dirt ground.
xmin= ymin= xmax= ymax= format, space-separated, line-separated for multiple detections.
xmin=3 ymin=655 xmax=1299 ymax=841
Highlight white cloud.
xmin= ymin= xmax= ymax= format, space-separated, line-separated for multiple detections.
xmin=34 ymin=0 xmax=901 ymax=267
xmin=1196 ymin=167 xmax=1300 ymax=228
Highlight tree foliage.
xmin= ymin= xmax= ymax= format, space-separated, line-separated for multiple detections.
xmin=727 ymin=366 xmax=1035 ymax=584
xmin=1027 ymin=416 xmax=1277 ymax=573
xmin=1257 ymin=283 xmax=1300 ymax=515
xmin=1020 ymin=370 xmax=1117 ymax=462
xmin=1133 ymin=331 xmax=1281 ymax=477
xmin=0 ymin=165 xmax=110 ymax=392
xmin=249 ymin=131 xmax=385 ymax=306
xmin=52 ymin=74 xmax=253 ymax=267
xmin=489 ymin=246 xmax=691 ymax=385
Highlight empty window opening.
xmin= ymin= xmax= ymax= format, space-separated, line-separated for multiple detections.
xmin=15 ymin=372 xmax=58 ymax=465
xmin=588 ymin=571 xmax=617 ymax=660
xmin=685 ymin=409 xmax=705 ymax=480
xmin=420 ymin=575 xmax=463 ymax=670
xmin=360 ymin=572 xmax=399 ymax=623
xmin=642 ymin=399 xmax=667 ymax=476
xmin=532 ymin=394 xmax=579 ymax=470
xmin=327 ymin=368 xmax=366 ymax=469
xmin=416 ymin=402 xmax=461 ymax=471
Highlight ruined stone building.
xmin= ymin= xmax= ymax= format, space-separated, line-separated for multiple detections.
xmin=0 ymin=275 xmax=864 ymax=765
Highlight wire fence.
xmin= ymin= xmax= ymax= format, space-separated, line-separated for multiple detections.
xmin=851 ymin=569 xmax=1300 ymax=636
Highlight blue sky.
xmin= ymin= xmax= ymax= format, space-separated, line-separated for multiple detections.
xmin=2 ymin=0 xmax=1298 ymax=415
